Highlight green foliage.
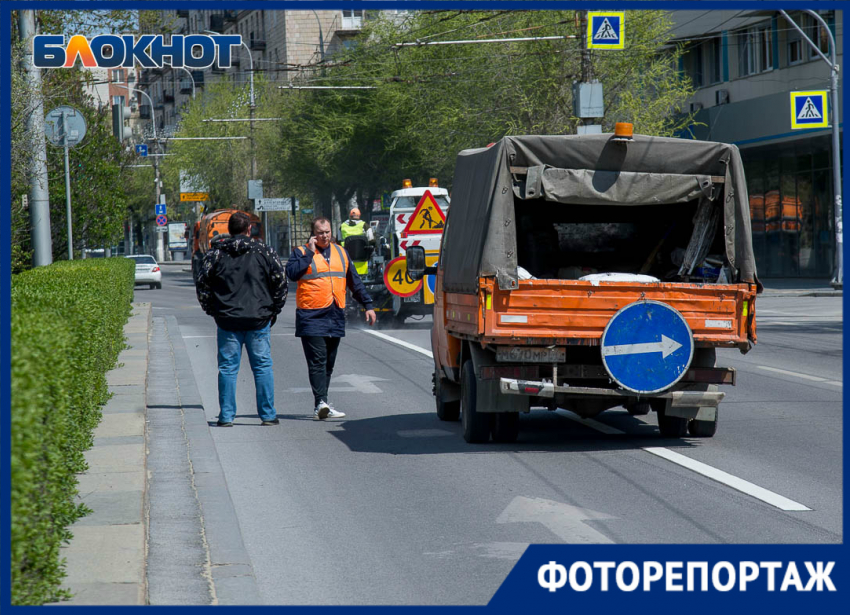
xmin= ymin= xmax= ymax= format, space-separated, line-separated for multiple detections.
xmin=266 ymin=10 xmax=695 ymax=213
xmin=12 ymin=10 xmax=137 ymax=272
xmin=11 ymin=258 xmax=135 ymax=605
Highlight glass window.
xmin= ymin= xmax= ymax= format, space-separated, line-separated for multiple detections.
xmin=708 ymin=37 xmax=722 ymax=84
xmin=806 ymin=12 xmax=832 ymax=60
xmin=737 ymin=23 xmax=772 ymax=76
xmin=112 ymin=69 xmax=123 ymax=82
xmin=688 ymin=43 xmax=703 ymax=88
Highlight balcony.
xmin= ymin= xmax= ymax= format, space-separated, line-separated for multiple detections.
xmin=223 ymin=10 xmax=238 ymax=24
xmin=139 ymin=105 xmax=151 ymax=119
xmin=176 ymin=10 xmax=189 ymax=18
xmin=180 ymin=81 xmax=193 ymax=94
xmin=250 ymin=39 xmax=266 ymax=51
xmin=163 ymin=91 xmax=174 ymax=103
xmin=192 ymin=70 xmax=205 ymax=87
xmin=210 ymin=14 xmax=225 ymax=32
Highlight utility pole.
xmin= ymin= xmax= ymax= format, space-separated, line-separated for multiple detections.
xmin=17 ymin=10 xmax=53 ymax=266
xmin=154 ymin=154 xmax=164 ymax=262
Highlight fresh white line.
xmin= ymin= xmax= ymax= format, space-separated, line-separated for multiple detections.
xmin=364 ymin=329 xmax=433 ymax=358
xmin=643 ymin=447 xmax=811 ymax=512
xmin=558 ymin=410 xmax=626 ymax=435
xmin=757 ymin=365 xmax=841 ymax=384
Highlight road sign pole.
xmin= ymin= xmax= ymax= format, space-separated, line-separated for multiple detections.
xmin=62 ymin=113 xmax=74 ymax=260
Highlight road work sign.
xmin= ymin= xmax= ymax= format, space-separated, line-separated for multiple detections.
xmin=790 ymin=91 xmax=828 ymax=129
xmin=384 ymin=256 xmax=422 ymax=297
xmin=180 ymin=192 xmax=209 ymax=202
xmin=401 ymin=190 xmax=446 ymax=235
xmin=600 ymin=301 xmax=693 ymax=394
xmin=588 ymin=12 xmax=624 ymax=49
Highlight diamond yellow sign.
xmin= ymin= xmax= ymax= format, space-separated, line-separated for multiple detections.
xmin=180 ymin=192 xmax=209 ymax=202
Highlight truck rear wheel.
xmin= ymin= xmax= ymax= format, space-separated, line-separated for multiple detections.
xmin=491 ymin=412 xmax=519 ymax=443
xmin=461 ymin=360 xmax=490 ymax=443
xmin=651 ymin=399 xmax=688 ymax=438
xmin=689 ymin=409 xmax=718 ymax=437
xmin=434 ymin=373 xmax=460 ymax=421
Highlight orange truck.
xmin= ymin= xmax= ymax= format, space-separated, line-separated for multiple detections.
xmin=408 ymin=128 xmax=761 ymax=444
xmin=191 ymin=209 xmax=263 ymax=283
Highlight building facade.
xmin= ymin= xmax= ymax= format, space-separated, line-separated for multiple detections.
xmin=672 ymin=9 xmax=843 ymax=279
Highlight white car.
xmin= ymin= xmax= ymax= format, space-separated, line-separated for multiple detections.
xmin=126 ymin=254 xmax=162 ymax=289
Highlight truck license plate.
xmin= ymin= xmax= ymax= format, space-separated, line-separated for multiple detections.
xmin=496 ymin=347 xmax=565 ymax=363
xmin=403 ymin=295 xmax=421 ymax=303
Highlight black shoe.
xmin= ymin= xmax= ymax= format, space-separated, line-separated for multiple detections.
xmin=216 ymin=420 xmax=234 ymax=427
xmin=261 ymin=418 xmax=280 ymax=426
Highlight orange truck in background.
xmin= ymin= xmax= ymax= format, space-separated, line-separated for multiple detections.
xmin=191 ymin=209 xmax=263 ymax=283
xmin=408 ymin=128 xmax=761 ymax=444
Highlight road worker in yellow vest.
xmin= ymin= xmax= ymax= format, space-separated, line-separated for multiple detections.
xmin=339 ymin=207 xmax=375 ymax=276
xmin=286 ymin=217 xmax=377 ymax=420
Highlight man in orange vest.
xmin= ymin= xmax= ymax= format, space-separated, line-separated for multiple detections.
xmin=285 ymin=217 xmax=377 ymax=420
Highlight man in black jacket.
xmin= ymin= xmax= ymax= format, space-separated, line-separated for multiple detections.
xmin=196 ymin=212 xmax=288 ymax=426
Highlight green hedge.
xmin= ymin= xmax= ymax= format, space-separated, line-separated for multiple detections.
xmin=11 ymin=258 xmax=135 ymax=605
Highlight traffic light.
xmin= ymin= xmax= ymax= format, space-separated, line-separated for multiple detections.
xmin=111 ymin=103 xmax=125 ymax=142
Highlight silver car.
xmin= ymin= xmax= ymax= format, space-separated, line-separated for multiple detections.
xmin=126 ymin=254 xmax=162 ymax=289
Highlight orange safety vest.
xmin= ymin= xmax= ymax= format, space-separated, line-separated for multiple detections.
xmin=296 ymin=244 xmax=349 ymax=309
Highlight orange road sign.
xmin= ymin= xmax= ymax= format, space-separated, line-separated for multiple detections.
xmin=180 ymin=192 xmax=209 ymax=202
xmin=383 ymin=256 xmax=422 ymax=297
xmin=401 ymin=190 xmax=446 ymax=235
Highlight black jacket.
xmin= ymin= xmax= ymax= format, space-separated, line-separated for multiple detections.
xmin=196 ymin=236 xmax=288 ymax=331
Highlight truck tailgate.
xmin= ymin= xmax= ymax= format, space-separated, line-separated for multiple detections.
xmin=445 ymin=279 xmax=757 ymax=349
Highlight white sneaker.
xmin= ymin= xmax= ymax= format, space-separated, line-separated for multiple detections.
xmin=313 ymin=401 xmax=331 ymax=420
xmin=326 ymin=405 xmax=346 ymax=419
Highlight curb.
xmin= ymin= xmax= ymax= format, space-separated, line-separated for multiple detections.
xmin=54 ymin=302 xmax=151 ymax=605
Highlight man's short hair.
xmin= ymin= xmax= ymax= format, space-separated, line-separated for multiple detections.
xmin=228 ymin=211 xmax=252 ymax=235
xmin=311 ymin=217 xmax=331 ymax=233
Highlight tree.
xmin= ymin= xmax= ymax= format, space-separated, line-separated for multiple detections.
xmin=264 ymin=9 xmax=695 ymax=207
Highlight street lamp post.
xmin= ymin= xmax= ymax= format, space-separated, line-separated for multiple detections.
xmin=780 ymin=10 xmax=842 ymax=288
xmin=204 ymin=30 xmax=262 ymax=228
xmin=310 ymin=10 xmax=326 ymax=63
xmin=115 ymin=83 xmax=165 ymax=261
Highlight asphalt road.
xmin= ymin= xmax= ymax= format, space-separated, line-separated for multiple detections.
xmin=137 ymin=267 xmax=843 ymax=605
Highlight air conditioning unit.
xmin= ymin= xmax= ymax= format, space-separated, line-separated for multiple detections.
xmin=690 ymin=102 xmax=704 ymax=113
xmin=716 ymin=89 xmax=730 ymax=105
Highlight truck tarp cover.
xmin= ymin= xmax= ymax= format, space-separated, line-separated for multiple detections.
xmin=441 ymin=133 xmax=758 ymax=294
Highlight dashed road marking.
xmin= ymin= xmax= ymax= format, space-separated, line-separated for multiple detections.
xmin=364 ymin=329 xmax=434 ymax=358
xmin=643 ymin=447 xmax=812 ymax=512
xmin=757 ymin=365 xmax=842 ymax=386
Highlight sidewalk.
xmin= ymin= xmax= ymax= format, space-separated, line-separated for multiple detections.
xmin=56 ymin=303 xmax=151 ymax=605
xmin=759 ymin=277 xmax=842 ymax=297
xmin=54 ymin=302 xmax=261 ymax=606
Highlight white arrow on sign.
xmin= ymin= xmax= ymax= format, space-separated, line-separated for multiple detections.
xmin=601 ymin=334 xmax=682 ymax=359
xmin=496 ymin=496 xmax=616 ymax=544
xmin=286 ymin=374 xmax=387 ymax=395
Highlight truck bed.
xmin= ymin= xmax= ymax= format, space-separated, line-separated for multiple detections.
xmin=444 ymin=278 xmax=757 ymax=350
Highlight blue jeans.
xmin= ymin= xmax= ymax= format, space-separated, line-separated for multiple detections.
xmin=216 ymin=323 xmax=276 ymax=423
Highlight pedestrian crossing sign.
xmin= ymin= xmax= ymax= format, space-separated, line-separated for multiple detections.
xmin=790 ymin=91 xmax=828 ymax=129
xmin=401 ymin=190 xmax=446 ymax=235
xmin=588 ymin=12 xmax=625 ymax=49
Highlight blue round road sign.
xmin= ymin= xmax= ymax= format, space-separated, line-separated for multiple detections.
xmin=601 ymin=301 xmax=694 ymax=394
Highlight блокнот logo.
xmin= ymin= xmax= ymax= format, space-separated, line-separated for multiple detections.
xmin=33 ymin=34 xmax=242 ymax=69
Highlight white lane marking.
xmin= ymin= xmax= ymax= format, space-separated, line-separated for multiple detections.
xmin=285 ymin=374 xmax=386 ymax=395
xmin=497 ymin=496 xmax=616 ymax=544
xmin=643 ymin=447 xmax=811 ymax=512
xmin=558 ymin=410 xmax=626 ymax=435
xmin=757 ymin=365 xmax=842 ymax=385
xmin=364 ymin=329 xmax=433 ymax=358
